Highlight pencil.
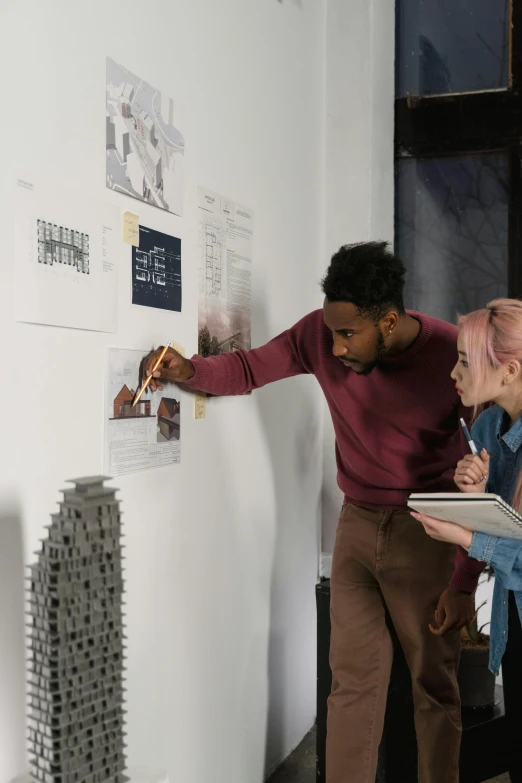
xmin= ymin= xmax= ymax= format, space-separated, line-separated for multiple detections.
xmin=132 ymin=342 xmax=172 ymax=407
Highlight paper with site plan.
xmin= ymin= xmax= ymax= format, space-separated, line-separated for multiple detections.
xmin=197 ymin=187 xmax=253 ymax=358
xmin=106 ymin=57 xmax=185 ymax=216
xmin=14 ymin=174 xmax=118 ymax=333
xmin=105 ymin=347 xmax=181 ymax=476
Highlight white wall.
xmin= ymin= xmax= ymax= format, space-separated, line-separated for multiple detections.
xmin=0 ymin=1 xmax=325 ymax=781
xmin=321 ymin=0 xmax=395 ymax=566
xmin=0 ymin=0 xmax=395 ymax=781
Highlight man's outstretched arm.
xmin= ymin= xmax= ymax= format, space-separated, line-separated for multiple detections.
xmin=142 ymin=314 xmax=319 ymax=396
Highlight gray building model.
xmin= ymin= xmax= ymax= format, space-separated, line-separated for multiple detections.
xmin=26 ymin=476 xmax=127 ymax=783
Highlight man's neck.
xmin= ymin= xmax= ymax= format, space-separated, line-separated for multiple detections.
xmin=387 ymin=314 xmax=421 ymax=357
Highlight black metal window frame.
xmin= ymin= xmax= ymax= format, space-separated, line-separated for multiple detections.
xmin=395 ymin=1 xmax=522 ymax=298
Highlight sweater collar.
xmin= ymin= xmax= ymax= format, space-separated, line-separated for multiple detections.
xmin=378 ymin=310 xmax=433 ymax=367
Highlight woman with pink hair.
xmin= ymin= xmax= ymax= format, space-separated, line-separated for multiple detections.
xmin=412 ymin=298 xmax=522 ymax=781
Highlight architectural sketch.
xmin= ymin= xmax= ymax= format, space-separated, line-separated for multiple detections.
xmin=203 ymin=224 xmax=222 ymax=297
xmin=105 ymin=348 xmax=181 ymax=476
xmin=37 ymin=220 xmax=90 ymax=274
xmin=106 ymin=58 xmax=185 ymax=216
xmin=27 ymin=476 xmax=126 ymax=783
xmin=157 ymin=397 xmax=180 ymax=442
xmin=132 ymin=226 xmax=181 ymax=312
xmin=197 ymin=187 xmax=253 ymax=358
xmin=14 ymin=174 xmax=118 ymax=333
xmin=112 ymin=385 xmax=151 ymax=419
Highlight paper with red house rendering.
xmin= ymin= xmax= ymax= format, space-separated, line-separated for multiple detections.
xmin=105 ymin=347 xmax=181 ymax=476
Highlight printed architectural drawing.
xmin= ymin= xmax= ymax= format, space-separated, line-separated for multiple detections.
xmin=106 ymin=58 xmax=185 ymax=216
xmin=106 ymin=348 xmax=181 ymax=475
xmin=204 ymin=224 xmax=222 ymax=297
xmin=37 ymin=220 xmax=90 ymax=274
xmin=135 ymin=248 xmax=167 ymax=286
xmin=132 ymin=226 xmax=181 ymax=313
xmin=217 ymin=332 xmax=243 ymax=352
xmin=14 ymin=174 xmax=118 ymax=333
xmin=27 ymin=476 xmax=126 ymax=783
xmin=197 ymin=187 xmax=252 ymax=358
xmin=199 ymin=217 xmax=246 ymax=353
xmin=112 ymin=385 xmax=151 ymax=419
xmin=157 ymin=397 xmax=180 ymax=441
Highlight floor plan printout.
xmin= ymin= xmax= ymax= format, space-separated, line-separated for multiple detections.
xmin=105 ymin=347 xmax=181 ymax=477
xmin=14 ymin=175 xmax=118 ymax=332
xmin=132 ymin=225 xmax=181 ymax=312
xmin=106 ymin=57 xmax=185 ymax=216
xmin=197 ymin=187 xmax=253 ymax=358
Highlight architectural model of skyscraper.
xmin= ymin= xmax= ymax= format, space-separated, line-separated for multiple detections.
xmin=26 ymin=476 xmax=126 ymax=783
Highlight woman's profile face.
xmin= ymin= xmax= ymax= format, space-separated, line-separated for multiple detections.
xmin=451 ymin=335 xmax=506 ymax=408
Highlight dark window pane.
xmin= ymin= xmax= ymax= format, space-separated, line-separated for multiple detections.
xmin=395 ymin=154 xmax=508 ymax=322
xmin=396 ymin=0 xmax=510 ymax=97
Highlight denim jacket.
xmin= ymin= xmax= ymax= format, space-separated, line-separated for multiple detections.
xmin=467 ymin=405 xmax=522 ymax=675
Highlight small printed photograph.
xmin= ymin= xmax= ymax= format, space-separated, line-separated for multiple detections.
xmin=157 ymin=397 xmax=180 ymax=442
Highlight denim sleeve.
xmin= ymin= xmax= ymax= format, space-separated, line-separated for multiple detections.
xmin=469 ymin=532 xmax=522 ymax=591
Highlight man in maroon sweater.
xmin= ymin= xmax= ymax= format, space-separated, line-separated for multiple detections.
xmin=143 ymin=242 xmax=483 ymax=783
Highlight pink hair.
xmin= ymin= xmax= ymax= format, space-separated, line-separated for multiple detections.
xmin=458 ymin=298 xmax=522 ymax=511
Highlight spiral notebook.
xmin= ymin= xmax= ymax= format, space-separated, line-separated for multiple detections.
xmin=407 ymin=492 xmax=522 ymax=540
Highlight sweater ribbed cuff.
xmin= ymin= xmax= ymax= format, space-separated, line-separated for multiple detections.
xmin=449 ymin=544 xmax=486 ymax=593
xmin=449 ymin=570 xmax=478 ymax=594
xmin=185 ymin=355 xmax=210 ymax=390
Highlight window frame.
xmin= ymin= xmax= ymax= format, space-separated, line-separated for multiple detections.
xmin=395 ymin=0 xmax=522 ymax=298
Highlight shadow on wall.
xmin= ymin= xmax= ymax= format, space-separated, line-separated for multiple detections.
xmin=250 ymin=288 xmax=321 ymax=778
xmin=0 ymin=500 xmax=26 ymax=782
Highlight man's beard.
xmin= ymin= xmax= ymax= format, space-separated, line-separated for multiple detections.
xmin=352 ymin=331 xmax=386 ymax=375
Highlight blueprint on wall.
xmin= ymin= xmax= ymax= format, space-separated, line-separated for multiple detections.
xmin=132 ymin=225 xmax=181 ymax=312
xmin=106 ymin=58 xmax=185 ymax=216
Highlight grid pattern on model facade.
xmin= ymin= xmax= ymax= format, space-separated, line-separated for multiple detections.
xmin=26 ymin=477 xmax=127 ymax=783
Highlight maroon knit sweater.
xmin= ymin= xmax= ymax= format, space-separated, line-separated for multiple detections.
xmin=186 ymin=309 xmax=484 ymax=592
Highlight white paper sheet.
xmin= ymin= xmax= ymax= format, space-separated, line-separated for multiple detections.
xmin=105 ymin=347 xmax=181 ymax=476
xmin=197 ymin=187 xmax=253 ymax=357
xmin=14 ymin=174 xmax=118 ymax=333
xmin=106 ymin=57 xmax=185 ymax=216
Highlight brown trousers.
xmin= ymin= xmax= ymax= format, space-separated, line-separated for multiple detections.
xmin=327 ymin=503 xmax=461 ymax=783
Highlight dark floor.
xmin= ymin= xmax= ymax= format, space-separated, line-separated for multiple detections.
xmin=266 ymin=727 xmax=509 ymax=783
xmin=267 ymin=728 xmax=316 ymax=783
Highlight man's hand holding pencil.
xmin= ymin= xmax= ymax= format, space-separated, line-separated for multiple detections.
xmin=138 ymin=344 xmax=195 ymax=396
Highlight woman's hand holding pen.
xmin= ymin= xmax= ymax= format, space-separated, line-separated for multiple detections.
xmin=454 ymin=450 xmax=490 ymax=493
